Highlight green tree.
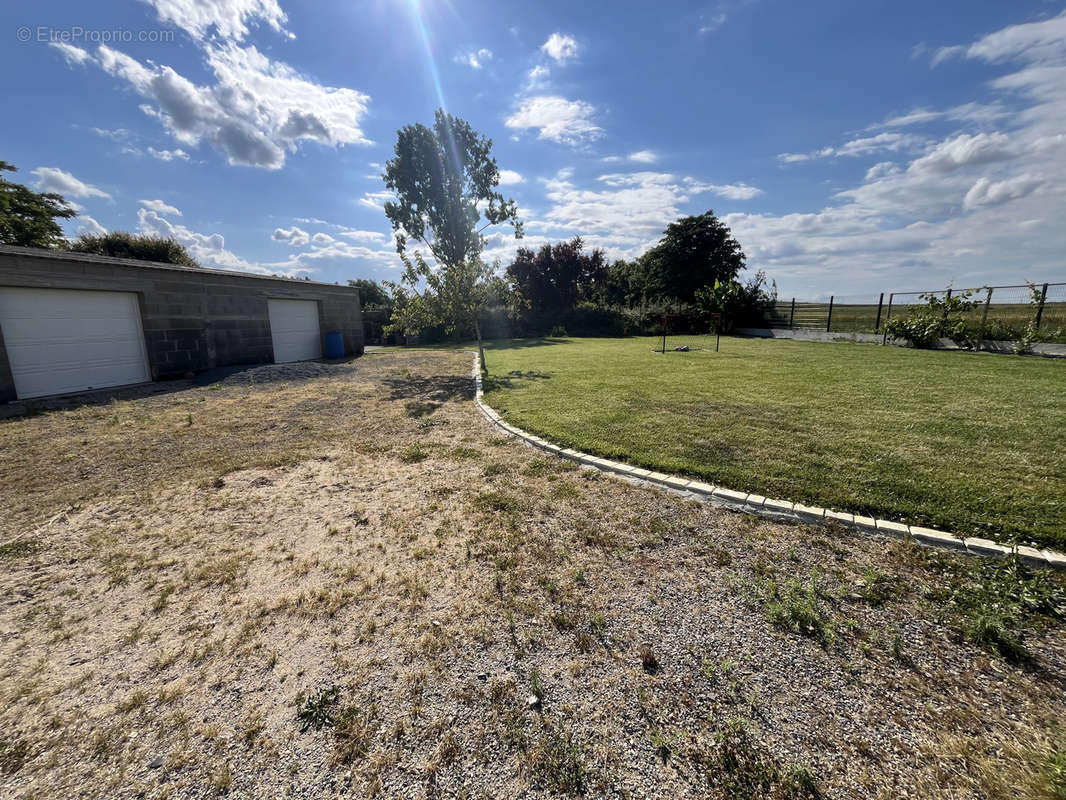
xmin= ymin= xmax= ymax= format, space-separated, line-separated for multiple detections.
xmin=347 ymin=278 xmax=394 ymax=309
xmin=0 ymin=161 xmax=77 ymax=248
xmin=645 ymin=211 xmax=746 ymax=306
xmin=66 ymin=231 xmax=200 ymax=267
xmin=381 ymin=109 xmax=522 ymax=371
xmin=505 ymin=237 xmax=607 ymax=329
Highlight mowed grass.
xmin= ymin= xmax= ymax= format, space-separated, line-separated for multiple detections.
xmin=482 ymin=336 xmax=1066 ymax=549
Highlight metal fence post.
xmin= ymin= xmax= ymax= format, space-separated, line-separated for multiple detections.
xmin=979 ymin=286 xmax=993 ymax=347
xmin=1035 ymin=283 xmax=1048 ymax=329
xmin=826 ymin=295 xmax=834 ymax=332
xmin=789 ymin=297 xmax=795 ymax=328
xmin=882 ymin=293 xmax=894 ymax=344
xmin=874 ymin=292 xmax=884 ymax=333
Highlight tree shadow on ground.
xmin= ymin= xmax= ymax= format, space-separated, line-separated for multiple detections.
xmin=383 ymin=374 xmax=475 ymax=417
xmin=484 ymin=337 xmax=574 ymax=350
xmin=482 ymin=370 xmax=553 ymax=392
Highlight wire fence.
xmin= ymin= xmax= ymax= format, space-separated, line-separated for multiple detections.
xmin=762 ymin=282 xmax=1066 ymax=342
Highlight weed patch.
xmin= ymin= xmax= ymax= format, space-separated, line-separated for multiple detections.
xmin=763 ymin=577 xmax=835 ymax=647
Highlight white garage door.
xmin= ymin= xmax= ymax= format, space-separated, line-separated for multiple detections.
xmin=268 ymin=299 xmax=322 ymax=363
xmin=0 ymin=287 xmax=151 ymax=399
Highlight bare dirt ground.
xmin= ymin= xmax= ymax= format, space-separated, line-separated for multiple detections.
xmin=1 ymin=350 xmax=1064 ymax=800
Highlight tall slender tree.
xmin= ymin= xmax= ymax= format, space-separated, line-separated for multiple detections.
xmin=381 ymin=109 xmax=522 ymax=371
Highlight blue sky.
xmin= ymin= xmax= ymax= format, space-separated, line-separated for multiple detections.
xmin=2 ymin=0 xmax=1065 ymax=298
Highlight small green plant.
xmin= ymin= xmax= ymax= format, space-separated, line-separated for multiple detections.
xmin=530 ymin=667 xmax=546 ymax=704
xmin=650 ymin=729 xmax=675 ymax=762
xmin=0 ymin=539 xmax=40 ymax=559
xmin=931 ymin=553 xmax=1066 ymax=663
xmin=295 ymin=684 xmax=341 ymax=732
xmin=482 ymin=462 xmax=510 ymax=477
xmin=449 ymin=446 xmax=480 ymax=460
xmin=400 ymin=444 xmax=428 ymax=464
xmin=702 ymin=720 xmax=821 ymax=799
xmin=550 ymin=324 xmax=568 ymax=338
xmin=763 ymin=577 xmax=834 ymax=647
xmin=1045 ymin=739 xmax=1066 ymax=800
xmin=473 ymin=491 xmax=523 ymax=514
xmin=333 ymin=699 xmax=381 ymax=764
xmin=524 ymin=726 xmax=587 ymax=795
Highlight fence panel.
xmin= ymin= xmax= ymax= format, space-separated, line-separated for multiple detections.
xmin=1038 ymin=284 xmax=1066 ymax=334
xmin=759 ymin=282 xmax=1064 ymax=342
xmin=826 ymin=294 xmax=884 ymax=334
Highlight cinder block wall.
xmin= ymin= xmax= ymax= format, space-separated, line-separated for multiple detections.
xmin=0 ymin=247 xmax=363 ymax=402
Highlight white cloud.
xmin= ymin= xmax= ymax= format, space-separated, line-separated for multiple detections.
xmin=706 ymin=182 xmax=764 ymax=200
xmin=148 ymin=146 xmax=190 ymax=161
xmin=526 ymin=65 xmax=550 ymax=89
xmin=874 ymin=102 xmax=1009 ymax=129
xmin=540 ymin=33 xmax=579 ymax=63
xmin=454 ymin=48 xmax=493 ymax=69
xmin=963 ymin=174 xmax=1043 ymax=210
xmin=628 ymin=150 xmax=658 ymax=164
xmin=90 ymin=127 xmax=132 ymax=141
xmin=141 ymin=0 xmax=291 ymax=42
xmin=505 ymin=96 xmax=602 ymax=145
xmin=779 ymin=132 xmax=925 ymax=163
xmin=933 ymin=11 xmax=1066 ymax=66
xmin=311 ymin=232 xmax=334 ymax=245
xmin=50 ymin=42 xmax=91 ymax=65
xmin=908 ymin=132 xmax=1013 ymax=174
xmin=272 ymin=226 xmax=310 ymax=246
xmin=138 ymin=207 xmax=291 ymax=274
xmin=60 ymin=35 xmax=371 ymax=170
xmin=76 ymin=215 xmax=107 ymax=237
xmin=140 ymin=199 xmax=182 ymax=216
xmin=31 ymin=167 xmax=111 ymax=200
xmin=497 ymin=169 xmax=525 ymax=185
xmin=699 ymin=12 xmax=728 ymax=34
xmin=358 ymin=190 xmax=393 ymax=210
xmin=339 ymin=229 xmax=387 ymax=243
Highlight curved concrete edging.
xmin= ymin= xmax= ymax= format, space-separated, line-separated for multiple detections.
xmin=469 ymin=354 xmax=1066 ymax=571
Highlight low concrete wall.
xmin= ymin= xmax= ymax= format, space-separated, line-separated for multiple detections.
xmin=0 ymin=246 xmax=364 ymax=402
xmin=736 ymin=327 xmax=1066 ymax=357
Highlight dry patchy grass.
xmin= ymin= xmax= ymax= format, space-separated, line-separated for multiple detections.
xmin=0 ymin=351 xmax=1064 ymax=799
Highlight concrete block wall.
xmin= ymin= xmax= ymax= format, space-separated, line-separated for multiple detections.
xmin=0 ymin=246 xmax=364 ymax=402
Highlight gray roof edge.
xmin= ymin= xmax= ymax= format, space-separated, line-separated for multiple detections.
xmin=0 ymin=244 xmax=358 ymax=290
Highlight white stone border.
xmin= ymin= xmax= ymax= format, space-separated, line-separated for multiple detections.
xmin=470 ymin=355 xmax=1066 ymax=571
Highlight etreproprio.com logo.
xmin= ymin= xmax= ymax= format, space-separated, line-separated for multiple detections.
xmin=17 ymin=26 xmax=175 ymax=44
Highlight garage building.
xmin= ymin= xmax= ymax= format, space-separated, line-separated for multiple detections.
xmin=0 ymin=245 xmax=364 ymax=402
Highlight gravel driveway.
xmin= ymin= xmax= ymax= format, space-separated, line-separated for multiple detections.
xmin=1 ymin=351 xmax=1063 ymax=799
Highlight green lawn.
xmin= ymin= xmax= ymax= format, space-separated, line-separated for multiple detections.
xmin=481 ymin=336 xmax=1066 ymax=550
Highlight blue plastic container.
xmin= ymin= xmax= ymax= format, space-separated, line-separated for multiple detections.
xmin=324 ymin=330 xmax=344 ymax=359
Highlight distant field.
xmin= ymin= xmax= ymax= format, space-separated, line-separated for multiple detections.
xmin=483 ymin=336 xmax=1066 ymax=549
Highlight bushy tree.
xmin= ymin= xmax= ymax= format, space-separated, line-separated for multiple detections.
xmin=382 ymin=109 xmax=522 ymax=371
xmin=645 ymin=211 xmax=746 ymax=306
xmin=0 ymin=160 xmax=77 ymax=248
xmin=694 ymin=271 xmax=776 ymax=332
xmin=505 ymin=237 xmax=607 ymax=328
xmin=347 ymin=278 xmax=394 ymax=309
xmin=67 ymin=231 xmax=200 ymax=267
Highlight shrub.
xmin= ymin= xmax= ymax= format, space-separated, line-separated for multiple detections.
xmin=694 ymin=271 xmax=777 ymax=332
xmin=66 ymin=231 xmax=200 ymax=267
xmin=883 ymin=289 xmax=978 ymax=348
